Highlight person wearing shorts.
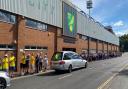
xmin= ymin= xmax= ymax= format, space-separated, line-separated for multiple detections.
xmin=9 ymin=53 xmax=16 ymax=77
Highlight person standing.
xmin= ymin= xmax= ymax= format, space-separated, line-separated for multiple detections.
xmin=35 ymin=53 xmax=40 ymax=73
xmin=9 ymin=53 xmax=16 ymax=77
xmin=20 ymin=52 xmax=26 ymax=75
xmin=43 ymin=53 xmax=48 ymax=71
xmin=30 ymin=53 xmax=35 ymax=74
xmin=0 ymin=57 xmax=3 ymax=71
xmin=2 ymin=54 xmax=9 ymax=73
xmin=25 ymin=54 xmax=30 ymax=74
xmin=39 ymin=52 xmax=43 ymax=72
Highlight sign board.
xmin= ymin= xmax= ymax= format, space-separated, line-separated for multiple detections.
xmin=63 ymin=2 xmax=77 ymax=38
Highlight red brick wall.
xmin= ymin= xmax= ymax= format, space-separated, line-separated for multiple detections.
xmin=0 ymin=21 xmax=16 ymax=44
xmin=76 ymin=35 xmax=88 ymax=53
xmin=108 ymin=44 xmax=112 ymax=51
xmin=57 ymin=28 xmax=77 ymax=52
xmin=24 ymin=25 xmax=56 ymax=64
xmin=0 ymin=21 xmax=17 ymax=57
xmin=104 ymin=43 xmax=108 ymax=51
xmin=98 ymin=42 xmax=103 ymax=51
xmin=112 ymin=45 xmax=115 ymax=52
xmin=90 ymin=40 xmax=97 ymax=50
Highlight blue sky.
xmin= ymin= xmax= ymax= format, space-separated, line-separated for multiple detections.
xmin=70 ymin=0 xmax=128 ymax=36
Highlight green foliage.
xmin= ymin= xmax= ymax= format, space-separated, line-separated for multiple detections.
xmin=119 ymin=34 xmax=128 ymax=52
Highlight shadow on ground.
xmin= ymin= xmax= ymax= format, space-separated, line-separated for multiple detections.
xmin=118 ymin=69 xmax=128 ymax=76
xmin=112 ymin=69 xmax=128 ymax=77
xmin=37 ymin=67 xmax=85 ymax=77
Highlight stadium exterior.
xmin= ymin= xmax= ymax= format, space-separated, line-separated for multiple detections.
xmin=0 ymin=0 xmax=119 ymax=71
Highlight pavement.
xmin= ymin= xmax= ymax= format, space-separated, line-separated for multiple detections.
xmin=7 ymin=53 xmax=128 ymax=89
xmin=11 ymin=70 xmax=54 ymax=81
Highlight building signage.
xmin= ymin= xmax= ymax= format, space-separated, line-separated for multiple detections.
xmin=63 ymin=2 xmax=77 ymax=38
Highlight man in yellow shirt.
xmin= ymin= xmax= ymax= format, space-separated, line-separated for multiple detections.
xmin=30 ymin=53 xmax=35 ymax=73
xmin=0 ymin=57 xmax=3 ymax=71
xmin=20 ymin=52 xmax=26 ymax=75
xmin=9 ymin=53 xmax=16 ymax=77
xmin=2 ymin=54 xmax=9 ymax=72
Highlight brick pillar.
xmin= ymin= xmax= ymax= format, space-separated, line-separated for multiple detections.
xmin=107 ymin=43 xmax=109 ymax=54
xmin=111 ymin=44 xmax=112 ymax=52
xmin=16 ymin=15 xmax=25 ymax=72
xmin=87 ymin=37 xmax=90 ymax=57
xmin=102 ymin=42 xmax=104 ymax=53
xmin=96 ymin=40 xmax=98 ymax=53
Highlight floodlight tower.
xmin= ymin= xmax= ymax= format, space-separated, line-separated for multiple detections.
xmin=86 ymin=0 xmax=93 ymax=16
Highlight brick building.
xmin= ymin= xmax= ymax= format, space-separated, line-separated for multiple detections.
xmin=0 ymin=0 xmax=119 ymax=71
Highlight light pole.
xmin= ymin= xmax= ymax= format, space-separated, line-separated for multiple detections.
xmin=86 ymin=0 xmax=93 ymax=16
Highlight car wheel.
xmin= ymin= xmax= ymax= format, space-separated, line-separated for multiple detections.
xmin=0 ymin=78 xmax=6 ymax=89
xmin=85 ymin=63 xmax=88 ymax=68
xmin=68 ymin=65 xmax=72 ymax=73
xmin=55 ymin=70 xmax=60 ymax=73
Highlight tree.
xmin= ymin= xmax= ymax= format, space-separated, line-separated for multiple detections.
xmin=119 ymin=34 xmax=128 ymax=52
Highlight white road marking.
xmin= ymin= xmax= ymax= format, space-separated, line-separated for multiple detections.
xmin=97 ymin=64 xmax=128 ymax=89
xmin=58 ymin=74 xmax=72 ymax=80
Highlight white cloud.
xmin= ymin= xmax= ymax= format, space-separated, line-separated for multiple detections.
xmin=115 ymin=29 xmax=128 ymax=37
xmin=116 ymin=32 xmax=125 ymax=37
xmin=113 ymin=20 xmax=124 ymax=27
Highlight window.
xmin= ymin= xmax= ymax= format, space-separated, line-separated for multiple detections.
xmin=8 ymin=45 xmax=14 ymax=49
xmin=31 ymin=46 xmax=36 ymax=49
xmin=52 ymin=52 xmax=63 ymax=61
xmin=72 ymin=54 xmax=79 ymax=59
xmin=63 ymin=53 xmax=72 ymax=60
xmin=26 ymin=18 xmax=48 ymax=31
xmin=25 ymin=46 xmax=48 ymax=51
xmin=0 ymin=10 xmax=16 ymax=23
xmin=0 ymin=44 xmax=15 ymax=50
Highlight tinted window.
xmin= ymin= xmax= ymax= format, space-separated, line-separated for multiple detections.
xmin=63 ymin=53 xmax=72 ymax=60
xmin=72 ymin=54 xmax=82 ymax=59
xmin=52 ymin=52 xmax=63 ymax=61
xmin=0 ymin=10 xmax=16 ymax=23
xmin=26 ymin=18 xmax=48 ymax=31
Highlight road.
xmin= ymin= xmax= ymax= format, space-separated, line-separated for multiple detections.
xmin=7 ymin=53 xmax=128 ymax=89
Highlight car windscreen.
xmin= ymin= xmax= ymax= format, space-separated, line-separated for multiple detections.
xmin=52 ymin=52 xmax=63 ymax=61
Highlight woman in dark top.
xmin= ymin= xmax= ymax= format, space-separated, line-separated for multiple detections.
xmin=35 ymin=53 xmax=40 ymax=73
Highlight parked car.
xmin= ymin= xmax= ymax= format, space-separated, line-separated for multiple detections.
xmin=51 ymin=51 xmax=88 ymax=73
xmin=0 ymin=71 xmax=10 ymax=89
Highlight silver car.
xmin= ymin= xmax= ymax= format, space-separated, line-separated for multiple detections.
xmin=0 ymin=71 xmax=10 ymax=89
xmin=51 ymin=51 xmax=88 ymax=73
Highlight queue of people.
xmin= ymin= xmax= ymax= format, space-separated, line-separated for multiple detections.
xmin=0 ymin=53 xmax=16 ymax=78
xmin=20 ymin=52 xmax=49 ymax=75
xmin=0 ymin=52 xmax=49 ymax=78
